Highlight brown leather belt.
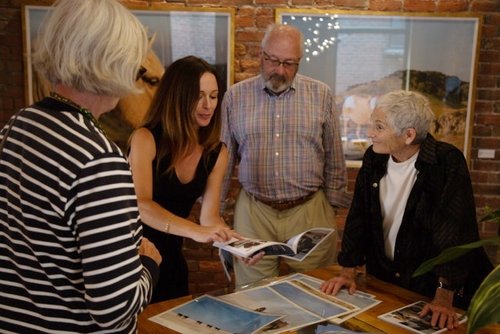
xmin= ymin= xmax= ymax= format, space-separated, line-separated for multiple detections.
xmin=250 ymin=192 xmax=316 ymax=211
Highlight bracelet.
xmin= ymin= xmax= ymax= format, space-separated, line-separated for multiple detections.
xmin=164 ymin=212 xmax=175 ymax=234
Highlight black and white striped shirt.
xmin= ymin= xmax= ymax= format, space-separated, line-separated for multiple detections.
xmin=0 ymin=98 xmax=158 ymax=333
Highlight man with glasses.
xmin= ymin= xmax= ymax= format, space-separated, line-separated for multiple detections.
xmin=220 ymin=23 xmax=350 ymax=287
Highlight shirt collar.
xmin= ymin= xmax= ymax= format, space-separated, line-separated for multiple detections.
xmin=36 ymin=96 xmax=80 ymax=113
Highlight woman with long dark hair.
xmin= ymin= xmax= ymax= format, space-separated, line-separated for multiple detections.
xmin=128 ymin=56 xmax=237 ymax=302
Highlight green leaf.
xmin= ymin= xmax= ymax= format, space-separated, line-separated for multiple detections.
xmin=479 ymin=209 xmax=500 ymax=224
xmin=412 ymin=237 xmax=500 ymax=278
xmin=466 ymin=265 xmax=500 ymax=334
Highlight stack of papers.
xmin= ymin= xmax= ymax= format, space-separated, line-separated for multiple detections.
xmin=149 ymin=272 xmax=381 ymax=334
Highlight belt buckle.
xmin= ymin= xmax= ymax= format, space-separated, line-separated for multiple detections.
xmin=271 ymin=201 xmax=294 ymax=211
xmin=270 ymin=196 xmax=309 ymax=211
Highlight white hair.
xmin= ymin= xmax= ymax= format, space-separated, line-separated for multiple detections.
xmin=32 ymin=0 xmax=149 ymax=97
xmin=375 ymin=90 xmax=435 ymax=144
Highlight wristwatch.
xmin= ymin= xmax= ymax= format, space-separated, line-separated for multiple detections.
xmin=437 ymin=280 xmax=455 ymax=291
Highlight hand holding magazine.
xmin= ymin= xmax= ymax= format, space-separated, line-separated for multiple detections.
xmin=213 ymin=227 xmax=334 ymax=261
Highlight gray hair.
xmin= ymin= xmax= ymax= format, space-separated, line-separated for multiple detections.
xmin=32 ymin=0 xmax=149 ymax=97
xmin=261 ymin=23 xmax=305 ymax=56
xmin=375 ymin=90 xmax=435 ymax=144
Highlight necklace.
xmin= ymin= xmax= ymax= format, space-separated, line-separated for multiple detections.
xmin=49 ymin=91 xmax=106 ymax=134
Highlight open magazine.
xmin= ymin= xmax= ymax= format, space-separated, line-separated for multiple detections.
xmin=213 ymin=227 xmax=334 ymax=261
xmin=378 ymin=300 xmax=467 ymax=334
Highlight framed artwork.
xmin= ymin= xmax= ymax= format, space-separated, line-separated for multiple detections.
xmin=21 ymin=2 xmax=234 ymax=149
xmin=277 ymin=9 xmax=481 ymax=167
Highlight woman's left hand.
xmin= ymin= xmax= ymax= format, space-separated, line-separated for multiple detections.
xmin=419 ymin=288 xmax=459 ymax=330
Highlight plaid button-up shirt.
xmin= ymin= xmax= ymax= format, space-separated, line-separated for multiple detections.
xmin=221 ymin=74 xmax=350 ymax=208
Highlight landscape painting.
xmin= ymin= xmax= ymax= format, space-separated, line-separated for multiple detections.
xmin=277 ymin=9 xmax=481 ymax=166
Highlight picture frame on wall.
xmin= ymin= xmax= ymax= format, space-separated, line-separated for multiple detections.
xmin=277 ymin=9 xmax=481 ymax=167
xmin=21 ymin=2 xmax=234 ymax=150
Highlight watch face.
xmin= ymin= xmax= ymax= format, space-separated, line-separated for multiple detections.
xmin=437 ymin=281 xmax=454 ymax=291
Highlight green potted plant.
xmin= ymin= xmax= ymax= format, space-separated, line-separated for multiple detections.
xmin=413 ymin=208 xmax=499 ymax=334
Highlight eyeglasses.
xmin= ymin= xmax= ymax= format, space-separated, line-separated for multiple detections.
xmin=262 ymin=51 xmax=300 ymax=70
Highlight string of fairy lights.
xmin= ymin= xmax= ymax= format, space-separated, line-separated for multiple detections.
xmin=283 ymin=14 xmax=340 ymax=62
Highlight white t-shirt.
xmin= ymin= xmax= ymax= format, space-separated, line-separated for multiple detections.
xmin=380 ymin=152 xmax=419 ymax=260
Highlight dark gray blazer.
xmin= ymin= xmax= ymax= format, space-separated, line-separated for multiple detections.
xmin=338 ymin=134 xmax=492 ymax=308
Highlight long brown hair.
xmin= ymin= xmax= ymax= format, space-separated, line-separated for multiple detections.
xmin=139 ymin=55 xmax=222 ymax=174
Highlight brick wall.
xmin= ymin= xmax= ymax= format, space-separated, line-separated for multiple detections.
xmin=0 ymin=0 xmax=498 ymax=296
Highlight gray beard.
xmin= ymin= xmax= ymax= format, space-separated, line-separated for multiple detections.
xmin=264 ymin=76 xmax=290 ymax=94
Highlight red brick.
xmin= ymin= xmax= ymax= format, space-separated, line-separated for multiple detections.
xmin=476 ymin=75 xmax=497 ymax=88
xmin=256 ymin=15 xmax=274 ymax=28
xmin=473 ymin=124 xmax=492 ymax=137
xmin=481 ymin=25 xmax=500 ymax=39
xmin=240 ymin=58 xmax=260 ymax=71
xmin=369 ymin=0 xmax=402 ymax=11
xmin=404 ymin=0 xmax=437 ymax=12
xmin=233 ymin=43 xmax=246 ymax=58
xmin=470 ymin=0 xmax=500 ymax=12
xmin=437 ymin=0 xmax=469 ymax=12
xmin=255 ymin=0 xmax=284 ymax=4
xmin=236 ymin=15 xmax=255 ymax=28
xmin=256 ymin=7 xmax=274 ymax=16
xmin=470 ymin=170 xmax=490 ymax=183
xmin=473 ymin=183 xmax=500 ymax=195
xmin=489 ymin=172 xmax=500 ymax=183
xmin=316 ymin=0 xmax=336 ymax=4
xmin=480 ymin=220 xmax=498 ymax=235
xmin=236 ymin=30 xmax=264 ymax=42
xmin=477 ymin=88 xmax=500 ymax=100
xmin=221 ymin=0 xmax=253 ymax=5
xmin=235 ymin=72 xmax=256 ymax=82
xmin=199 ymin=260 xmax=223 ymax=272
xmin=473 ymin=159 xmax=500 ymax=171
xmin=237 ymin=7 xmax=256 ymax=16
xmin=186 ymin=260 xmax=199 ymax=272
xmin=187 ymin=0 xmax=220 ymax=4
xmin=184 ymin=247 xmax=214 ymax=260
xmin=484 ymin=13 xmax=500 ymax=25
xmin=473 ymin=136 xmax=500 ymax=149
xmin=291 ymin=0 xmax=315 ymax=5
xmin=476 ymin=114 xmax=500 ymax=126
xmin=334 ymin=0 xmax=368 ymax=9
xmin=482 ymin=38 xmax=500 ymax=50
xmin=474 ymin=195 xmax=500 ymax=209
xmin=188 ymin=271 xmax=216 ymax=282
xmin=474 ymin=101 xmax=494 ymax=113
xmin=192 ymin=283 xmax=227 ymax=295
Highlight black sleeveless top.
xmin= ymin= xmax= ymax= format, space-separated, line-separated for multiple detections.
xmin=150 ymin=125 xmax=223 ymax=218
xmin=142 ymin=124 xmax=223 ymax=302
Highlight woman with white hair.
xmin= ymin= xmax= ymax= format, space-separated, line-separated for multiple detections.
xmin=321 ymin=90 xmax=492 ymax=330
xmin=0 ymin=0 xmax=161 ymax=332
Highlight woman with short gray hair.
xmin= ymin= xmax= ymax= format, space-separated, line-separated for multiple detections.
xmin=375 ymin=90 xmax=435 ymax=144
xmin=321 ymin=90 xmax=492 ymax=331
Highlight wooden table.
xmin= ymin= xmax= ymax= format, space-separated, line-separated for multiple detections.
xmin=138 ymin=265 xmax=499 ymax=334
